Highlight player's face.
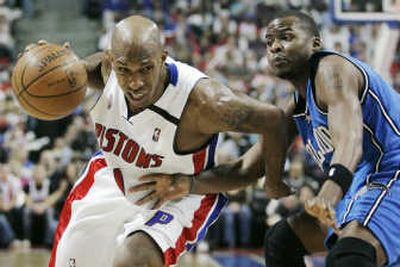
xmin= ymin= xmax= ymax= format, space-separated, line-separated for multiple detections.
xmin=265 ymin=17 xmax=316 ymax=79
xmin=111 ymin=45 xmax=165 ymax=109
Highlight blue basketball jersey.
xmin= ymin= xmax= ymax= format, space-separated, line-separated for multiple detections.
xmin=293 ymin=50 xmax=400 ymax=180
xmin=294 ymin=51 xmax=400 ymax=265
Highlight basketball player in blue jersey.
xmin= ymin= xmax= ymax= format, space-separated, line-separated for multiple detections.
xmin=133 ymin=11 xmax=400 ymax=267
xmin=20 ymin=16 xmax=292 ymax=267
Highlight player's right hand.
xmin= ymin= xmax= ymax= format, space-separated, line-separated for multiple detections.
xmin=305 ymin=196 xmax=340 ymax=234
xmin=129 ymin=173 xmax=192 ymax=209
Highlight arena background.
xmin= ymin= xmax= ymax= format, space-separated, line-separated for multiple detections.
xmin=0 ymin=0 xmax=398 ymax=266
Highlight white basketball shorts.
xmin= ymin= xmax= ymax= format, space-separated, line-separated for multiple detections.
xmin=49 ymin=155 xmax=228 ymax=267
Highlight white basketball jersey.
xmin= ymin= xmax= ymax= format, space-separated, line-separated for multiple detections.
xmin=90 ymin=58 xmax=219 ymax=207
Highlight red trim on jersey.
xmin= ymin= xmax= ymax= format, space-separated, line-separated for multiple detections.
xmin=113 ymin=168 xmax=125 ymax=194
xmin=192 ymin=148 xmax=207 ymax=175
xmin=163 ymin=194 xmax=217 ymax=266
xmin=48 ymin=157 xmax=107 ymax=267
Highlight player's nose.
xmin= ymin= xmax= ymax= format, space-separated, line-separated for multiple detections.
xmin=270 ymin=39 xmax=283 ymax=53
xmin=128 ymin=76 xmax=144 ymax=90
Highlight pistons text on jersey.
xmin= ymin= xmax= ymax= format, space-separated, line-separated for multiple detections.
xmin=95 ymin=122 xmax=164 ymax=168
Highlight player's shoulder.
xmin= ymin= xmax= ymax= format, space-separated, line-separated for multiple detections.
xmin=317 ymin=54 xmax=353 ymax=70
xmin=166 ymin=57 xmax=207 ymax=81
xmin=315 ymin=54 xmax=362 ymax=81
xmin=167 ymin=57 xmax=217 ymax=101
xmin=186 ymin=77 xmax=242 ymax=120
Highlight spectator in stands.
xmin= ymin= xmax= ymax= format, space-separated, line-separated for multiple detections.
xmin=0 ymin=163 xmax=23 ymax=242
xmin=0 ymin=0 xmax=21 ymax=54
xmin=0 ymin=213 xmax=14 ymax=248
xmin=221 ymin=189 xmax=252 ymax=248
xmin=23 ymin=164 xmax=53 ymax=246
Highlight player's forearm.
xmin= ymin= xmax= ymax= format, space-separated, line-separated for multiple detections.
xmin=190 ymin=160 xmax=261 ymax=194
xmin=263 ymin=116 xmax=288 ymax=183
xmin=317 ymin=180 xmax=343 ymax=206
xmin=331 ymin=140 xmax=362 ymax=173
xmin=318 ymin=133 xmax=361 ymax=205
xmin=326 ymin=94 xmax=363 ymax=201
xmin=330 ymin=109 xmax=363 ymax=172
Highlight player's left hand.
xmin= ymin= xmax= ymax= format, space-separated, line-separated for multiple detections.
xmin=305 ymin=196 xmax=340 ymax=234
xmin=18 ymin=40 xmax=71 ymax=59
xmin=129 ymin=173 xmax=191 ymax=209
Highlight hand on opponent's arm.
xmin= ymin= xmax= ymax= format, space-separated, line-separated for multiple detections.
xmin=304 ymin=55 xmax=364 ymax=231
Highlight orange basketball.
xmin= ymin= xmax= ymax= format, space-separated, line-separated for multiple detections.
xmin=11 ymin=43 xmax=87 ymax=120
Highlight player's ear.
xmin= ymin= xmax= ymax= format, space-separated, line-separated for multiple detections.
xmin=161 ymin=49 xmax=168 ymax=63
xmin=312 ymin=36 xmax=322 ymax=52
xmin=102 ymin=50 xmax=113 ymax=80
xmin=104 ymin=49 xmax=112 ymax=63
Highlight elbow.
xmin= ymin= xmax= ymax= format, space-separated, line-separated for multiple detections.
xmin=236 ymin=158 xmax=264 ymax=182
xmin=271 ymin=108 xmax=286 ymax=129
xmin=263 ymin=108 xmax=286 ymax=136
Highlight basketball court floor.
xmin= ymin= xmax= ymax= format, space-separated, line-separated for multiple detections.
xmin=0 ymin=249 xmax=266 ymax=267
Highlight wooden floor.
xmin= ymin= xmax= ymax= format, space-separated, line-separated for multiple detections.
xmin=0 ymin=249 xmax=221 ymax=267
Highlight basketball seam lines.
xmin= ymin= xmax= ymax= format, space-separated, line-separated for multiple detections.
xmin=24 ymin=84 xmax=86 ymax=98
xmin=18 ymin=91 xmax=61 ymax=116
xmin=17 ymin=60 xmax=75 ymax=117
xmin=18 ymin=58 xmax=79 ymax=97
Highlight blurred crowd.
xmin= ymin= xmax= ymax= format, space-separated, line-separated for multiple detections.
xmin=0 ymin=0 xmax=398 ymax=255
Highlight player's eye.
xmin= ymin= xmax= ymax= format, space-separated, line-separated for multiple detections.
xmin=282 ymin=34 xmax=294 ymax=41
xmin=266 ymin=37 xmax=273 ymax=47
xmin=117 ymin=66 xmax=130 ymax=74
xmin=140 ymin=65 xmax=153 ymax=73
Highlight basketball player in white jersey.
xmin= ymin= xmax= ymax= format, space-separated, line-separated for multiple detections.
xmin=32 ymin=15 xmax=290 ymax=267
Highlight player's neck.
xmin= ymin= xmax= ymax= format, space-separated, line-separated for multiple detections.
xmin=289 ymin=70 xmax=310 ymax=98
xmin=126 ymin=66 xmax=169 ymax=116
xmin=153 ymin=64 xmax=169 ymax=102
xmin=161 ymin=64 xmax=169 ymax=92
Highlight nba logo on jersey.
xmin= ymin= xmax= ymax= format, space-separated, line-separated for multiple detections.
xmin=152 ymin=128 xmax=161 ymax=142
xmin=69 ymin=258 xmax=76 ymax=267
xmin=107 ymin=94 xmax=113 ymax=109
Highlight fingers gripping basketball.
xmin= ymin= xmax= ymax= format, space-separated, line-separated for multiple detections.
xmin=11 ymin=42 xmax=87 ymax=120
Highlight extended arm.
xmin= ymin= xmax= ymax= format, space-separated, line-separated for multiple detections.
xmin=316 ymin=56 xmax=363 ymax=203
xmin=192 ymin=79 xmax=288 ymax=190
xmin=190 ymin=94 xmax=299 ymax=196
xmin=191 ymin=138 xmax=265 ymax=194
xmin=305 ymin=55 xmax=364 ymax=226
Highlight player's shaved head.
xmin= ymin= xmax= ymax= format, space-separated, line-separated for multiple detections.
xmin=109 ymin=15 xmax=168 ymax=112
xmin=269 ymin=10 xmax=320 ymax=38
xmin=111 ymin=15 xmax=163 ymax=60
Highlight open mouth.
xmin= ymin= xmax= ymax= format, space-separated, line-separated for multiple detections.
xmin=126 ymin=91 xmax=145 ymax=102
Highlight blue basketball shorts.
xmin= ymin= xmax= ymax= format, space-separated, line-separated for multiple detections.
xmin=326 ymin=170 xmax=400 ymax=266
